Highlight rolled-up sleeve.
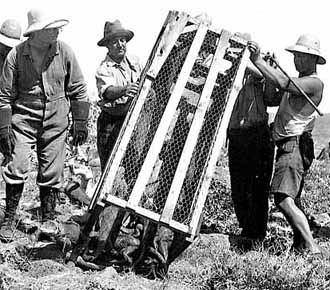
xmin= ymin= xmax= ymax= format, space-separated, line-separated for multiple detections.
xmin=64 ymin=43 xmax=88 ymax=102
xmin=0 ymin=48 xmax=18 ymax=109
xmin=95 ymin=63 xmax=116 ymax=99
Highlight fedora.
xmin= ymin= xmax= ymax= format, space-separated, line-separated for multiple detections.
xmin=286 ymin=34 xmax=326 ymax=65
xmin=97 ymin=20 xmax=134 ymax=47
xmin=0 ymin=19 xmax=21 ymax=47
xmin=24 ymin=9 xmax=69 ymax=37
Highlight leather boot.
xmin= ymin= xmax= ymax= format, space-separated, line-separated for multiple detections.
xmin=0 ymin=183 xmax=25 ymax=242
xmin=5 ymin=183 xmax=24 ymax=220
xmin=40 ymin=186 xmax=58 ymax=222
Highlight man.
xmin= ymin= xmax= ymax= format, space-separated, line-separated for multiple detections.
xmin=95 ymin=20 xmax=142 ymax=172
xmin=248 ymin=34 xmax=326 ymax=255
xmin=227 ymin=33 xmax=275 ymax=243
xmin=0 ymin=9 xmax=90 ymax=238
xmin=0 ymin=19 xmax=22 ymax=225
xmin=0 ymin=19 xmax=22 ymax=72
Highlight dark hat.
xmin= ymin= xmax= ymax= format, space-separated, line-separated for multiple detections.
xmin=97 ymin=20 xmax=134 ymax=47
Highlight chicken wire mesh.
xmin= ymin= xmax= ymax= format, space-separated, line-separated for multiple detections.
xmin=94 ymin=13 xmax=249 ymax=237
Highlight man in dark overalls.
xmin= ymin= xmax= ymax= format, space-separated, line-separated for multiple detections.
xmin=0 ymin=9 xmax=90 ymax=240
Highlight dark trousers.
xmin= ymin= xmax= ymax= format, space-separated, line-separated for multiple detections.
xmin=97 ymin=111 xmax=125 ymax=172
xmin=228 ymin=124 xmax=274 ymax=239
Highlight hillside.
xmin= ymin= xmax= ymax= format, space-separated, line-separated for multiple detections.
xmin=313 ymin=113 xmax=330 ymax=154
xmin=269 ymin=111 xmax=330 ymax=155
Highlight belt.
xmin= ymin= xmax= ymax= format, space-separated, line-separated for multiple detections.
xmin=275 ymin=135 xmax=299 ymax=146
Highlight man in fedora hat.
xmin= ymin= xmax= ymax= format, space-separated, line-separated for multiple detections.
xmin=0 ymin=8 xmax=90 ymax=239
xmin=248 ymin=34 xmax=327 ymax=257
xmin=95 ymin=20 xmax=142 ymax=172
xmin=0 ymin=19 xmax=22 ymax=72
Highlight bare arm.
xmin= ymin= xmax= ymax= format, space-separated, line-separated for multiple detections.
xmin=248 ymin=41 xmax=323 ymax=106
xmin=102 ymin=82 xmax=139 ymax=101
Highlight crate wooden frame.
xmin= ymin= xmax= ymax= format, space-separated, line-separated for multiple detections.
xmin=89 ymin=11 xmax=250 ymax=239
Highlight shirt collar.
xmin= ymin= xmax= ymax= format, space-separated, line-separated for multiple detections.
xmin=23 ymin=40 xmax=60 ymax=57
xmin=106 ymin=53 xmax=137 ymax=72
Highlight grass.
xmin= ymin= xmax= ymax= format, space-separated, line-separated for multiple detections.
xmin=2 ymin=108 xmax=330 ymax=290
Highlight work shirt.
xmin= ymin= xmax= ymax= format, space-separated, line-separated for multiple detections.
xmin=0 ymin=52 xmax=6 ymax=73
xmin=0 ymin=39 xmax=88 ymax=110
xmin=228 ymin=72 xmax=268 ymax=131
xmin=95 ymin=53 xmax=142 ymax=116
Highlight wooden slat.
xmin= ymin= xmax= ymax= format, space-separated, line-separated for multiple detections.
xmin=102 ymin=195 xmax=128 ymax=209
xmin=97 ymin=80 xmax=153 ymax=205
xmin=133 ymin=207 xmax=161 ymax=222
xmin=189 ymin=44 xmax=250 ymax=237
xmin=89 ymin=11 xmax=185 ymax=211
xmin=147 ymin=11 xmax=190 ymax=79
xmin=182 ymin=24 xmax=198 ymax=34
xmin=160 ymin=30 xmax=232 ymax=225
xmin=127 ymin=21 xmax=209 ymax=211
xmin=168 ymin=220 xmax=190 ymax=234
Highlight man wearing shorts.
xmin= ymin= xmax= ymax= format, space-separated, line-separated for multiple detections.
xmin=248 ymin=34 xmax=326 ymax=255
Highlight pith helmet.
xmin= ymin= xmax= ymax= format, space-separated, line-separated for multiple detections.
xmin=0 ymin=19 xmax=22 ymax=47
xmin=286 ymin=34 xmax=326 ymax=65
xmin=24 ymin=8 xmax=69 ymax=37
xmin=97 ymin=20 xmax=134 ymax=47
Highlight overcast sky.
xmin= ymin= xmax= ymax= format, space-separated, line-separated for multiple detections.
xmin=1 ymin=0 xmax=330 ymax=112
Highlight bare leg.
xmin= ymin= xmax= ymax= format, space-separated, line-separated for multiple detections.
xmin=276 ymin=195 xmax=320 ymax=253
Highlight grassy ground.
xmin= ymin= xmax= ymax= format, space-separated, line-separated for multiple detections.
xmin=1 ymin=112 xmax=330 ymax=289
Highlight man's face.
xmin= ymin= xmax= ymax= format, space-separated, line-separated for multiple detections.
xmin=31 ymin=28 xmax=59 ymax=46
xmin=293 ymin=52 xmax=317 ymax=73
xmin=106 ymin=36 xmax=127 ymax=61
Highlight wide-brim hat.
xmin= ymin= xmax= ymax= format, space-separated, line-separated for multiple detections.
xmin=285 ymin=34 xmax=326 ymax=65
xmin=0 ymin=31 xmax=20 ymax=47
xmin=0 ymin=19 xmax=22 ymax=47
xmin=97 ymin=20 xmax=134 ymax=47
xmin=23 ymin=9 xmax=69 ymax=37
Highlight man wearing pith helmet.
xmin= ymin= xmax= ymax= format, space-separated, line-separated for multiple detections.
xmin=0 ymin=19 xmax=22 ymax=72
xmin=248 ymin=34 xmax=327 ymax=257
xmin=95 ymin=20 xmax=142 ymax=172
xmin=0 ymin=8 xmax=90 ymax=240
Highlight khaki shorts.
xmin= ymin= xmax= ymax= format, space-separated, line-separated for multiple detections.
xmin=271 ymin=137 xmax=304 ymax=199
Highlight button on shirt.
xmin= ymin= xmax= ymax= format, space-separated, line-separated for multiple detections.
xmin=95 ymin=53 xmax=142 ymax=115
xmin=0 ymin=39 xmax=88 ymax=110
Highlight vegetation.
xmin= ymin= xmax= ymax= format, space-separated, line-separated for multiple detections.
xmin=1 ymin=108 xmax=330 ymax=289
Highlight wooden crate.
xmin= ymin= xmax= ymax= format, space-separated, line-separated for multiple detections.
xmin=89 ymin=11 xmax=249 ymax=239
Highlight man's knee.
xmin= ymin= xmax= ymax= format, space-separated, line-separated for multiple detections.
xmin=274 ymin=192 xmax=294 ymax=210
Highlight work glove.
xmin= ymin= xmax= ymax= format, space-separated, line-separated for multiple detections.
xmin=71 ymin=120 xmax=88 ymax=146
xmin=70 ymin=101 xmax=90 ymax=146
xmin=0 ymin=108 xmax=14 ymax=166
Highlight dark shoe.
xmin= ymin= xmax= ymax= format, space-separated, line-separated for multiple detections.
xmin=40 ymin=187 xmax=58 ymax=222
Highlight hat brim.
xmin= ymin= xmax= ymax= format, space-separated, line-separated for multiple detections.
xmin=97 ymin=30 xmax=134 ymax=47
xmin=286 ymin=44 xmax=326 ymax=65
xmin=23 ymin=19 xmax=69 ymax=37
xmin=0 ymin=33 xmax=21 ymax=48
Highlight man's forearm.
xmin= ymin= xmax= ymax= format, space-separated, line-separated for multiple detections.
xmin=103 ymin=85 xmax=127 ymax=101
xmin=253 ymin=57 xmax=289 ymax=89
